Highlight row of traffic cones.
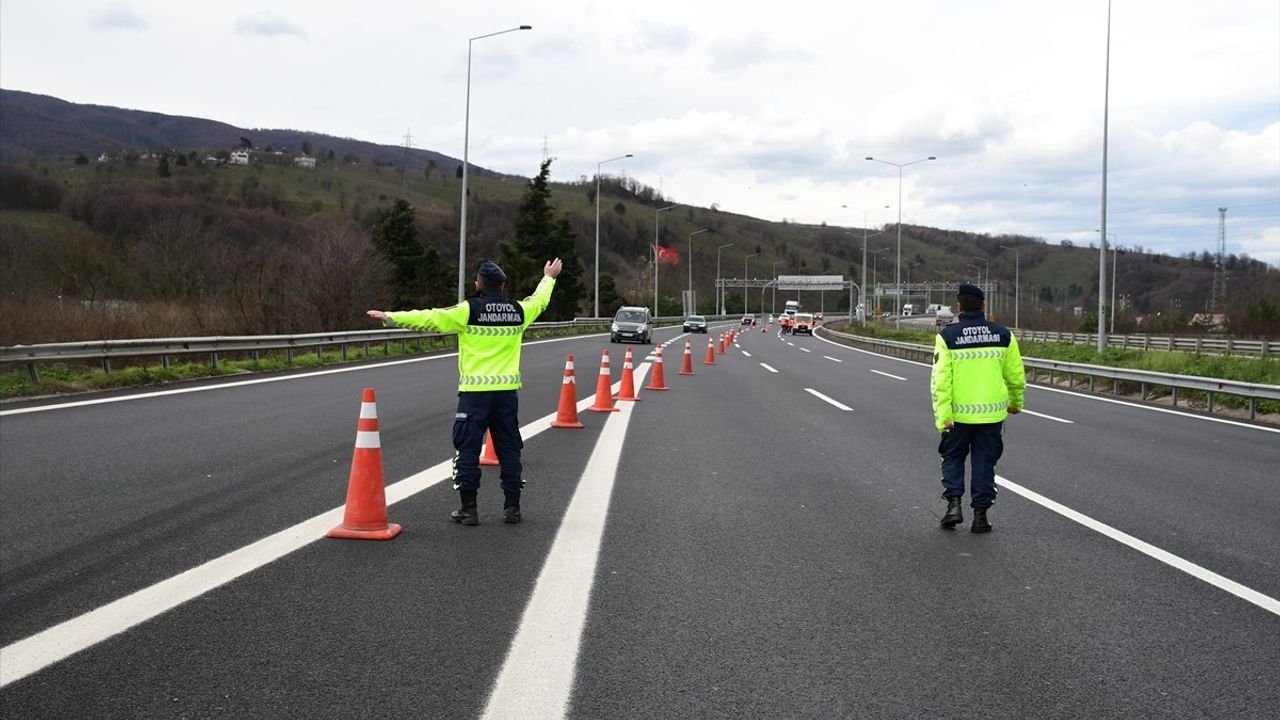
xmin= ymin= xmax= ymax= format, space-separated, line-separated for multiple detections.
xmin=327 ymin=328 xmax=746 ymax=541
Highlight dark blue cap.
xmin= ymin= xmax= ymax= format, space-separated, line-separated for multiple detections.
xmin=957 ymin=283 xmax=984 ymax=301
xmin=477 ymin=261 xmax=507 ymax=283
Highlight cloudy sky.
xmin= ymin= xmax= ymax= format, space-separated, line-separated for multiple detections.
xmin=3 ymin=0 xmax=1278 ymax=265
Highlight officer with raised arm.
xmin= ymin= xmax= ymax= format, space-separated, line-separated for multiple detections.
xmin=930 ymin=283 xmax=1026 ymax=533
xmin=367 ymin=258 xmax=562 ymax=525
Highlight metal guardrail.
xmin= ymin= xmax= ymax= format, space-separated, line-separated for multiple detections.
xmin=1012 ymin=329 xmax=1276 ymax=358
xmin=818 ymin=326 xmax=1280 ymax=422
xmin=0 ymin=320 xmax=608 ymax=382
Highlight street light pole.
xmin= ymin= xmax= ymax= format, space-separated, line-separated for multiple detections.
xmin=458 ymin=24 xmax=532 ymax=301
xmin=744 ymin=252 xmax=758 ymax=315
xmin=716 ymin=243 xmax=735 ymax=316
xmin=1000 ymin=245 xmax=1020 ymax=328
xmin=867 ymin=156 xmax=935 ymax=327
xmin=687 ymin=228 xmax=709 ymax=314
xmin=653 ymin=204 xmax=679 ymax=317
xmin=1097 ymin=0 xmax=1113 ymax=352
xmin=771 ymin=260 xmax=783 ymax=314
xmin=843 ymin=204 xmax=889 ymax=326
xmin=595 ymin=153 xmax=633 ymax=318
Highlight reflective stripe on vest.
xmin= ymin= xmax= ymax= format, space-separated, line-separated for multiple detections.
xmin=951 ymin=348 xmax=1007 ymax=361
xmin=459 ymin=373 xmax=522 ymax=387
xmin=952 ymin=400 xmax=1009 ymax=414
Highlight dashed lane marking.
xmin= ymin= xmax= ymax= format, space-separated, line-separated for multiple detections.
xmin=870 ymin=369 xmax=907 ymax=381
xmin=823 ymin=356 xmax=843 ymax=363
xmin=804 ymin=388 xmax=853 ymax=411
xmin=742 ymin=351 xmax=752 ymax=357
xmin=760 ymin=364 xmax=779 ymax=374
xmin=800 ymin=347 xmax=811 ymax=353
xmin=1019 ymin=409 xmax=1074 ymax=424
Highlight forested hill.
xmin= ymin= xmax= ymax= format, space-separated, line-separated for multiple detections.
xmin=0 ymin=89 xmax=461 ymax=172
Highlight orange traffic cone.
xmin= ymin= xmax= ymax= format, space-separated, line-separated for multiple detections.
xmin=480 ymin=429 xmax=500 ymax=465
xmin=589 ymin=349 xmax=620 ymax=412
xmin=718 ymin=334 xmax=727 ymax=355
xmin=551 ymin=354 xmax=585 ymax=428
xmin=618 ymin=346 xmax=641 ymax=402
xmin=679 ymin=340 xmax=696 ymax=376
xmin=704 ymin=337 xmax=717 ymax=365
xmin=327 ymin=388 xmax=402 ymax=540
xmin=647 ymin=347 xmax=669 ymax=391
xmin=761 ymin=324 xmax=767 ymax=333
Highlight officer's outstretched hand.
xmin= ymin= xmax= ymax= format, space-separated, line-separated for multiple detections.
xmin=366 ymin=310 xmax=389 ymax=322
xmin=544 ymin=258 xmax=563 ymax=278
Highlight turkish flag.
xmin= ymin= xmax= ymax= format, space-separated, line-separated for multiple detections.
xmin=653 ymin=244 xmax=680 ymax=265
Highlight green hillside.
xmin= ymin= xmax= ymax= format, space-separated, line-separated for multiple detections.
xmin=2 ymin=151 xmax=1277 ymax=346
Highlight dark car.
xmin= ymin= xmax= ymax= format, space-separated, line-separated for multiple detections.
xmin=683 ymin=314 xmax=708 ymax=333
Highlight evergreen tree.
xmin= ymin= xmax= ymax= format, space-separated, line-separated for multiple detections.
xmin=157 ymin=155 xmax=171 ymax=178
xmin=420 ymin=244 xmax=456 ymax=308
xmin=598 ymin=273 xmax=628 ymax=315
xmin=500 ymin=159 xmax=586 ymax=319
xmin=372 ymin=199 xmax=425 ymax=309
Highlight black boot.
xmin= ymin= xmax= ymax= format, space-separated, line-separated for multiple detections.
xmin=941 ymin=497 xmax=964 ymax=529
xmin=971 ymin=508 xmax=992 ymax=534
xmin=502 ymin=490 xmax=522 ymax=524
xmin=451 ymin=490 xmax=479 ymax=526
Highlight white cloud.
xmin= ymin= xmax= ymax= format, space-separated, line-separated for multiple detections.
xmin=89 ymin=2 xmax=145 ymax=30
xmin=233 ymin=13 xmax=305 ymax=39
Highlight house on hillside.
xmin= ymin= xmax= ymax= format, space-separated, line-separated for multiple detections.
xmin=293 ymin=154 xmax=316 ymax=169
xmin=229 ymin=149 xmax=250 ymax=165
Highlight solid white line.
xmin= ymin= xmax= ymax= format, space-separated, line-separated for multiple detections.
xmin=823 ymin=356 xmax=843 ymax=363
xmin=997 ymin=475 xmax=1280 ymax=617
xmin=0 ymin=372 xmax=637 ymax=688
xmin=760 ymin=363 xmax=779 ymax=374
xmin=481 ymin=367 xmax=646 ymax=720
xmin=1018 ymin=409 xmax=1074 ymax=424
xmin=870 ymin=369 xmax=908 ymax=382
xmin=804 ymin=388 xmax=853 ymax=411
xmin=812 ymin=329 xmax=1280 ymax=434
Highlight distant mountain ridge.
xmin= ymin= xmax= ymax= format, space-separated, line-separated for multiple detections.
xmin=0 ymin=88 xmax=465 ymax=172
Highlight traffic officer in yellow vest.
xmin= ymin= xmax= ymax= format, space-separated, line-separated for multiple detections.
xmin=930 ymin=283 xmax=1026 ymax=533
xmin=367 ymin=258 xmax=562 ymax=525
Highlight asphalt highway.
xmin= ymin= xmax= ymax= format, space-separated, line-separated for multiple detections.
xmin=1 ymin=322 xmax=1276 ymax=718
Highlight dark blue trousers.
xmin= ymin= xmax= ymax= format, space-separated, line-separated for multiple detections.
xmin=938 ymin=421 xmax=1004 ymax=509
xmin=452 ymin=390 xmax=524 ymax=493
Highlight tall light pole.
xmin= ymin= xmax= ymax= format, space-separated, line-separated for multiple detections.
xmin=458 ymin=24 xmax=532 ymax=301
xmin=867 ymin=155 xmax=936 ymax=327
xmin=744 ymin=252 xmax=758 ymax=315
xmin=653 ymin=204 xmax=680 ymax=316
xmin=1097 ymin=0 xmax=1113 ymax=351
xmin=971 ymin=256 xmax=989 ymax=298
xmin=1098 ymin=231 xmax=1118 ymax=333
xmin=843 ymin=204 xmax=889 ymax=326
xmin=1000 ymin=244 xmax=1020 ymax=328
xmin=687 ymin=228 xmax=709 ymax=314
xmin=871 ymin=247 xmax=890 ymax=316
xmin=771 ymin=260 xmax=783 ymax=314
xmin=595 ymin=153 xmax=633 ymax=317
xmin=716 ymin=243 xmax=735 ymax=316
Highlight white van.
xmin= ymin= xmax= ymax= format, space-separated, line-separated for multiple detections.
xmin=902 ymin=304 xmax=916 ymax=316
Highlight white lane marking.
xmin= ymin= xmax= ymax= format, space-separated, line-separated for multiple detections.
xmin=760 ymin=364 xmax=779 ymax=374
xmin=812 ymin=329 xmax=1280 ymax=435
xmin=0 ymin=372 xmax=639 ymax=688
xmin=804 ymin=388 xmax=853 ymax=411
xmin=823 ymin=356 xmax=843 ymax=363
xmin=870 ymin=369 xmax=908 ymax=381
xmin=998 ymin=475 xmax=1280 ymax=617
xmin=1018 ymin=409 xmax=1074 ymax=424
xmin=787 ymin=342 xmax=795 ymax=347
xmin=800 ymin=347 xmax=811 ymax=353
xmin=742 ymin=351 xmax=753 ymax=358
xmin=481 ymin=367 xmax=646 ymax=719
